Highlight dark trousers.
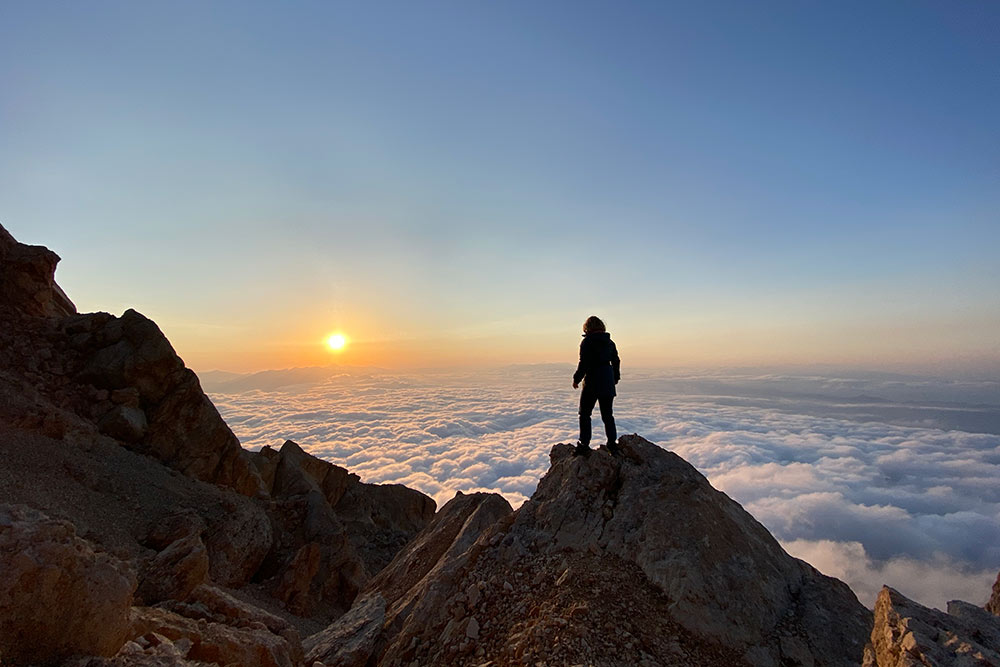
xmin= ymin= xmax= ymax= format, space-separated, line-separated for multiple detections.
xmin=579 ymin=389 xmax=616 ymax=446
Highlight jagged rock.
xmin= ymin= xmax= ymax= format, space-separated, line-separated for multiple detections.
xmin=74 ymin=308 xmax=264 ymax=497
xmin=367 ymin=491 xmax=513 ymax=616
xmin=257 ymin=441 xmax=368 ymax=615
xmin=137 ymin=532 xmax=210 ymax=605
xmin=255 ymin=440 xmax=434 ymax=615
xmin=867 ymin=586 xmax=1000 ymax=666
xmin=131 ymin=606 xmax=296 ymax=667
xmin=0 ymin=504 xmax=136 ymax=664
xmin=988 ymin=569 xmax=1000 ymax=616
xmin=303 ymin=592 xmax=387 ymax=667
xmin=0 ymin=223 xmax=76 ymax=318
xmin=302 ymin=491 xmax=511 ymax=667
xmin=369 ymin=436 xmax=870 ymax=666
xmin=335 ymin=478 xmax=438 ymax=575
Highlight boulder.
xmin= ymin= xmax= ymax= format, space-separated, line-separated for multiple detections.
xmin=866 ymin=586 xmax=1000 ymax=666
xmin=131 ymin=606 xmax=296 ymax=667
xmin=0 ymin=504 xmax=135 ymax=664
xmin=81 ymin=635 xmax=199 ymax=666
xmin=98 ymin=404 xmax=149 ymax=443
xmin=202 ymin=495 xmax=273 ymax=588
xmin=334 ymin=477 xmax=438 ymax=575
xmin=136 ymin=532 xmax=210 ymax=605
xmin=143 ymin=501 xmax=271 ymax=591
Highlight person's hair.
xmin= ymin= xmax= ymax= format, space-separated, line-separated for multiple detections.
xmin=583 ymin=315 xmax=606 ymax=334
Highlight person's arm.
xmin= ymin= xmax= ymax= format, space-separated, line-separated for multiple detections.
xmin=573 ymin=339 xmax=587 ymax=387
xmin=612 ymin=341 xmax=621 ymax=384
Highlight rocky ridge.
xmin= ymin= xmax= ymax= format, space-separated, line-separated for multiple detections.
xmin=310 ymin=436 xmax=873 ymax=666
xmin=0 ymin=224 xmax=434 ymax=665
xmin=2 ymin=222 xmax=999 ymax=667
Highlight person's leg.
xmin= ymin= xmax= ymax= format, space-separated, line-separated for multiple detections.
xmin=579 ymin=389 xmax=598 ymax=446
xmin=598 ymin=395 xmax=617 ymax=445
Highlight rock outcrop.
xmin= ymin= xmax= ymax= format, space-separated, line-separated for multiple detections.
xmin=864 ymin=586 xmax=1000 ymax=666
xmin=0 ymin=223 xmax=263 ymax=498
xmin=304 ymin=592 xmax=387 ymax=667
xmin=130 ymin=606 xmax=297 ymax=667
xmin=308 ymin=436 xmax=870 ymax=666
xmin=0 ymin=504 xmax=136 ymax=664
xmin=0 ymin=223 xmax=435 ymax=628
xmin=70 ymin=308 xmax=265 ymax=496
xmin=0 ymin=225 xmax=76 ymax=318
xmin=304 ymin=491 xmax=513 ymax=666
xmin=988 ymin=569 xmax=1000 ymax=617
xmin=251 ymin=440 xmax=435 ymax=616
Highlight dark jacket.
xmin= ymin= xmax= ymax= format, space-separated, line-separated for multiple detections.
xmin=573 ymin=331 xmax=621 ymax=397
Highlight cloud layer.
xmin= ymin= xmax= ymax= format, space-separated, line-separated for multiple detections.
xmin=209 ymin=366 xmax=1000 ymax=609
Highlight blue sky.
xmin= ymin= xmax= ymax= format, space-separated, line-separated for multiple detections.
xmin=1 ymin=1 xmax=998 ymax=372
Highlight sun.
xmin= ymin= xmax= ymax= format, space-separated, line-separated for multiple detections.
xmin=326 ymin=333 xmax=347 ymax=352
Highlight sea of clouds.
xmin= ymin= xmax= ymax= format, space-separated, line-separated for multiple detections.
xmin=205 ymin=365 xmax=1000 ymax=610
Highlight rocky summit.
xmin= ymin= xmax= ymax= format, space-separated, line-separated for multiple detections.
xmin=308 ymin=437 xmax=872 ymax=667
xmin=1 ymin=220 xmax=998 ymax=667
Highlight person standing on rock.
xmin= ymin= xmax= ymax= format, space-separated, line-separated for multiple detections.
xmin=572 ymin=315 xmax=621 ymax=456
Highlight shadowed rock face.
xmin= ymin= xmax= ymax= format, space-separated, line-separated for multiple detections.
xmin=366 ymin=491 xmax=514 ymax=610
xmin=70 ymin=308 xmax=265 ymax=497
xmin=0 ymin=225 xmax=76 ymax=318
xmin=251 ymin=440 xmax=436 ymax=617
xmin=0 ymin=504 xmax=136 ymax=664
xmin=304 ymin=491 xmax=514 ymax=667
xmin=0 ymin=223 xmax=264 ymax=497
xmin=864 ymin=586 xmax=1000 ymax=666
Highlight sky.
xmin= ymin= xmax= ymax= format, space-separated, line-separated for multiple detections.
xmin=1 ymin=1 xmax=998 ymax=373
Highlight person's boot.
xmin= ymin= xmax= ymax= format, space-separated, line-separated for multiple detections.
xmin=574 ymin=441 xmax=592 ymax=457
xmin=607 ymin=440 xmax=622 ymax=457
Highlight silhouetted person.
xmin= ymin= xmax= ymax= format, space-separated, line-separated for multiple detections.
xmin=572 ymin=315 xmax=621 ymax=456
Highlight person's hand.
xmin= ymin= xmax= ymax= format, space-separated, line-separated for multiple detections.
xmin=572 ymin=381 xmax=579 ymax=389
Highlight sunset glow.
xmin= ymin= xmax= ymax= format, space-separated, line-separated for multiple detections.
xmin=326 ymin=333 xmax=347 ymax=352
